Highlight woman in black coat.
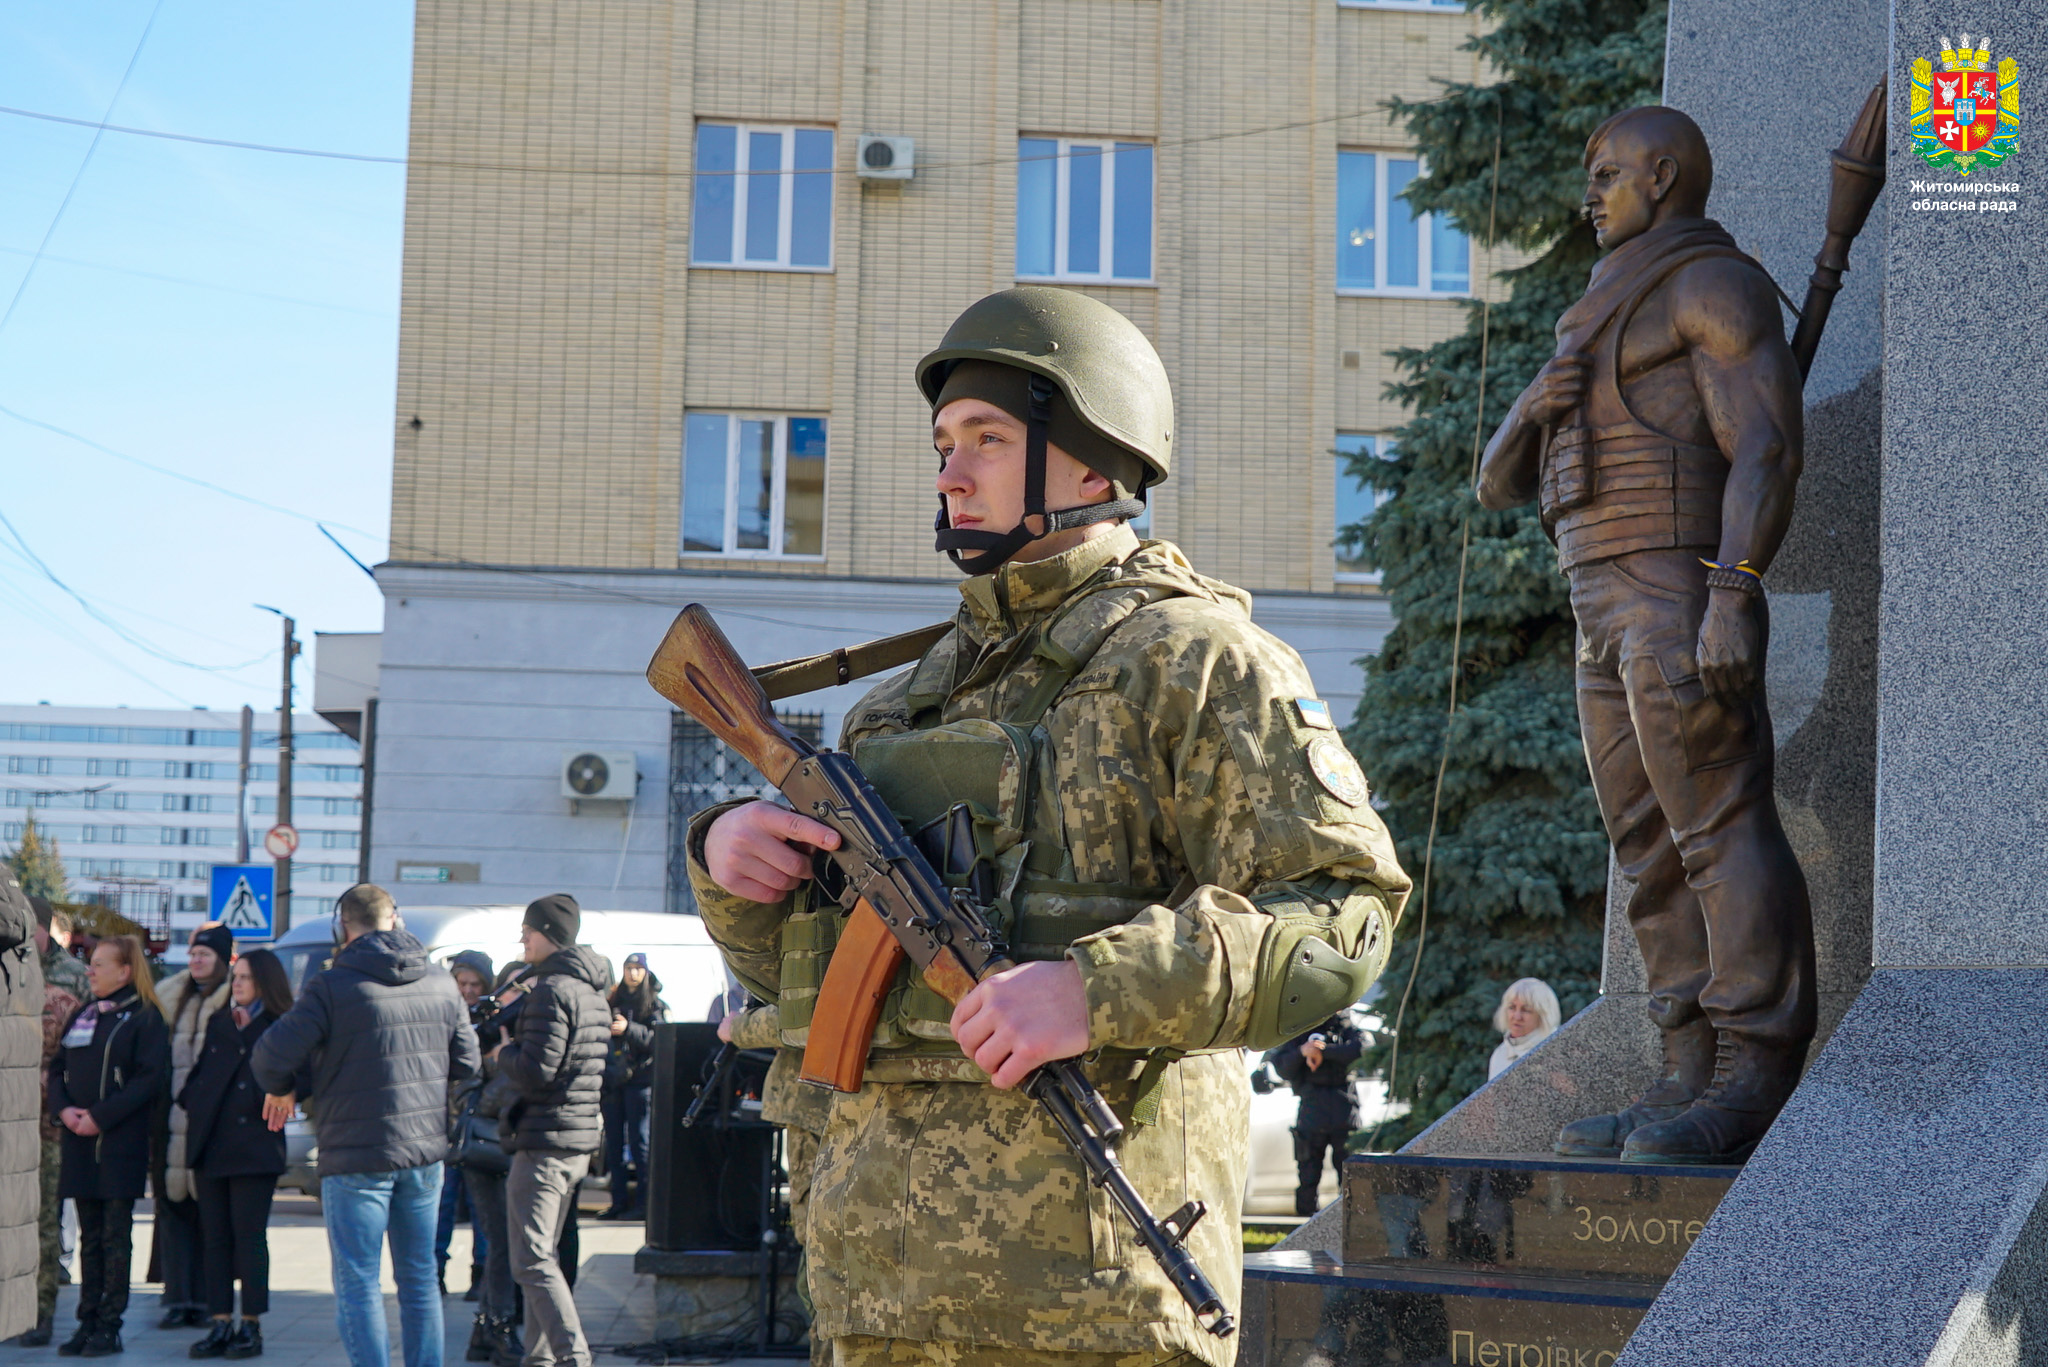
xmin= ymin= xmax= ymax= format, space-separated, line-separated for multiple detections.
xmin=49 ymin=934 xmax=171 ymax=1356
xmin=177 ymin=949 xmax=299 ymax=1361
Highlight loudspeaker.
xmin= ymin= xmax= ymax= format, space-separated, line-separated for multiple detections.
xmin=646 ymin=1022 xmax=777 ymax=1251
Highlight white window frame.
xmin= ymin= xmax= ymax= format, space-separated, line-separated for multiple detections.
xmin=680 ymin=413 xmax=828 ymax=561
xmin=1334 ymin=433 xmax=1398 ymax=585
xmin=1015 ymin=137 xmax=1156 ymax=286
xmin=1336 ymin=150 xmax=1471 ymax=298
xmin=691 ymin=123 xmax=836 ymax=273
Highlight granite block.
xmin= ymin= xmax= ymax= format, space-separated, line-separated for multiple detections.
xmin=1617 ymin=969 xmax=2048 ymax=1365
xmin=1402 ymin=996 xmax=1660 ymax=1157
xmin=1664 ymin=0 xmax=1888 ymax=406
xmin=1875 ymin=0 xmax=2048 ymax=967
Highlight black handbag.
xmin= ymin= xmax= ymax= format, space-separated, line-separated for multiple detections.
xmin=449 ymin=1083 xmax=509 ymax=1175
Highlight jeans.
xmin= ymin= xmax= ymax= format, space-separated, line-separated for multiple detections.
xmin=75 ymin=1199 xmax=134 ymax=1332
xmin=324 ymin=1163 xmax=445 ymax=1367
xmin=462 ymin=1168 xmax=515 ymax=1322
xmin=194 ymin=1172 xmax=275 ymax=1317
xmin=508 ymin=1151 xmax=589 ymax=1367
xmin=436 ymin=1171 xmax=482 ymax=1270
xmin=600 ymin=1089 xmax=650 ymax=1212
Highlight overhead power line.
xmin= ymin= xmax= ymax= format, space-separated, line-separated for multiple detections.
xmin=0 ymin=0 xmax=168 ymax=340
xmin=0 ymin=95 xmax=1452 ymax=180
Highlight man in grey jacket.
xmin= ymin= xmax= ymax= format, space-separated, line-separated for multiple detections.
xmin=494 ymin=895 xmax=609 ymax=1367
xmin=253 ymin=885 xmax=477 ymax=1367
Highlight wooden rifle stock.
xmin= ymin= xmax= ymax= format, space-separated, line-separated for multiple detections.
xmin=646 ymin=605 xmax=810 ymax=785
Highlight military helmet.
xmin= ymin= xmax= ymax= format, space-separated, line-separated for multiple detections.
xmin=916 ymin=286 xmax=1173 ymax=490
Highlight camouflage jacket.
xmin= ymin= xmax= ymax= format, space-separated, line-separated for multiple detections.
xmin=688 ymin=527 xmax=1409 ymax=1362
xmin=728 ymin=1002 xmax=830 ymax=1135
xmin=41 ymin=944 xmax=87 ymax=1001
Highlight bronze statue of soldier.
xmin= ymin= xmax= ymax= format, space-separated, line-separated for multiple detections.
xmin=1477 ymin=106 xmax=1817 ymax=1165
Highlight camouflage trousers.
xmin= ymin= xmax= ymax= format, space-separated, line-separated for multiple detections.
xmin=36 ymin=1138 xmax=60 ymax=1322
xmin=786 ymin=1125 xmax=823 ymax=1367
xmin=827 ymin=1338 xmax=1195 ymax=1366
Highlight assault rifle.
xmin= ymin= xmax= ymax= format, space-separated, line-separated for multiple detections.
xmin=647 ymin=604 xmax=1235 ymax=1339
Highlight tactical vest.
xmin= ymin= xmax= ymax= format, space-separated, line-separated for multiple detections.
xmin=1539 ymin=246 xmax=1749 ymax=571
xmin=772 ymin=575 xmax=1195 ymax=1073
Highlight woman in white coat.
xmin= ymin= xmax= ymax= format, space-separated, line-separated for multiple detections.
xmin=1487 ymin=978 xmax=1561 ymax=1080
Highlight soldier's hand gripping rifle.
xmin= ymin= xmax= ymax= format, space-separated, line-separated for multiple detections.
xmin=647 ymin=605 xmax=1236 ymax=1339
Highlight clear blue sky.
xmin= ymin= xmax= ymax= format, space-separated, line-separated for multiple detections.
xmin=1 ymin=0 xmax=412 ymax=711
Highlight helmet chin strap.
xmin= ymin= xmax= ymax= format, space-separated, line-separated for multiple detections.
xmin=934 ymin=376 xmax=1145 ymax=575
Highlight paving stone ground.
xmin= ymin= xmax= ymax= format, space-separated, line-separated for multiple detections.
xmin=8 ymin=1193 xmax=788 ymax=1367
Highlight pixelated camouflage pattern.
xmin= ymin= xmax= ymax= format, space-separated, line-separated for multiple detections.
xmin=34 ymin=1139 xmax=56 ymax=1321
xmin=39 ymin=948 xmax=85 ymax=1004
xmin=688 ymin=527 xmax=1410 ymax=1364
xmin=731 ymin=1004 xmax=832 ymax=1136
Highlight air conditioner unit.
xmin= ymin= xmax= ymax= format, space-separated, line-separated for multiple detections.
xmin=561 ymin=750 xmax=637 ymax=801
xmin=857 ymin=135 xmax=915 ymax=180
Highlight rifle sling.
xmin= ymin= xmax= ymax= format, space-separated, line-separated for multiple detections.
xmin=751 ymin=622 xmax=955 ymax=702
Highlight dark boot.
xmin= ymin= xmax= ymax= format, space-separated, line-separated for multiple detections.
xmin=1623 ymin=1033 xmax=1807 ymax=1164
xmin=438 ymin=1261 xmax=449 ymax=1297
xmin=1555 ymin=1017 xmax=1717 ymax=1157
xmin=58 ymin=1325 xmax=92 ymax=1357
xmin=222 ymin=1322 xmax=262 ymax=1360
xmin=488 ymin=1320 xmax=525 ymax=1367
xmin=78 ymin=1328 xmax=123 ymax=1358
xmin=18 ymin=1315 xmax=53 ymax=1347
xmin=465 ymin=1314 xmax=495 ymax=1363
xmin=190 ymin=1320 xmax=235 ymax=1359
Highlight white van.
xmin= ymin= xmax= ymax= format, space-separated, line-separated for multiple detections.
xmin=267 ymin=904 xmax=732 ymax=1196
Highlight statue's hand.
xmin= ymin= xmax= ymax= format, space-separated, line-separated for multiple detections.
xmin=1696 ymin=588 xmax=1761 ymax=703
xmin=1520 ymin=353 xmax=1592 ymax=427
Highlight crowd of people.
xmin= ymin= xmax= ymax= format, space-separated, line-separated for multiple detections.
xmin=21 ymin=885 xmax=665 ymax=1367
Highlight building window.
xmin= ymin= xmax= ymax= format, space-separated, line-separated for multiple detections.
xmin=681 ymin=413 xmax=828 ymax=558
xmin=666 ymin=711 xmax=823 ymax=914
xmin=1340 ymin=0 xmax=1465 ymax=10
xmin=692 ymin=123 xmax=834 ymax=271
xmin=1337 ymin=152 xmax=1470 ymax=295
xmin=1334 ymin=434 xmax=1398 ymax=583
xmin=1016 ymin=138 xmax=1154 ymax=284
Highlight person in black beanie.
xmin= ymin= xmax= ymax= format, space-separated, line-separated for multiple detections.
xmin=493 ymin=895 xmax=608 ymax=1367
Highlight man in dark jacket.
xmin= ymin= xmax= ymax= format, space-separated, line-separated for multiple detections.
xmin=252 ymin=885 xmax=477 ymax=1367
xmin=1267 ymin=1010 xmax=1365 ymax=1216
xmin=495 ymin=895 xmax=608 ymax=1367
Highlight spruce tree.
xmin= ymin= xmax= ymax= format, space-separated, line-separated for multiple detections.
xmin=1343 ymin=0 xmax=1667 ymax=1144
xmin=7 ymin=813 xmax=70 ymax=903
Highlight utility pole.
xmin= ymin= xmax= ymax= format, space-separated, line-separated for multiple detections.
xmin=235 ymin=704 xmax=253 ymax=864
xmin=257 ymin=606 xmax=300 ymax=936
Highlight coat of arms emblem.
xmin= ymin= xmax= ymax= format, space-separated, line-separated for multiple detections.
xmin=1911 ymin=33 xmax=2019 ymax=175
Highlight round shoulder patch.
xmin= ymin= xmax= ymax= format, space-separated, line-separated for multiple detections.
xmin=1306 ymin=735 xmax=1369 ymax=807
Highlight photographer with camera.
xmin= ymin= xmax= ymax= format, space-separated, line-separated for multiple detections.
xmin=1263 ymin=1010 xmax=1365 ymax=1216
xmin=493 ymin=896 xmax=608 ymax=1367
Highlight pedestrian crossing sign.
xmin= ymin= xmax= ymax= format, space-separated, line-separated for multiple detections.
xmin=210 ymin=864 xmax=276 ymax=940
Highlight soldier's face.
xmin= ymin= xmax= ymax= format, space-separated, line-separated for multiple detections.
xmin=1583 ymin=140 xmax=1667 ymax=249
xmin=934 ymin=398 xmax=1112 ymax=563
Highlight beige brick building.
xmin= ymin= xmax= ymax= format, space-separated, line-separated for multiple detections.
xmin=371 ymin=0 xmax=1501 ymax=913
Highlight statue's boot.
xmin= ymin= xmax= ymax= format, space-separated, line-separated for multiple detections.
xmin=1621 ymin=1032 xmax=1807 ymax=1165
xmin=1553 ymin=1017 xmax=1716 ymax=1157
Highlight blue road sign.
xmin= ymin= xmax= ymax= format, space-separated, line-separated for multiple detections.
xmin=210 ymin=865 xmax=275 ymax=940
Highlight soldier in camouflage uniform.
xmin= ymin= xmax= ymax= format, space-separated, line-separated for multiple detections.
xmin=25 ymin=900 xmax=85 ymax=1345
xmin=690 ymin=287 xmax=1410 ymax=1367
xmin=720 ymin=1002 xmax=830 ymax=1365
